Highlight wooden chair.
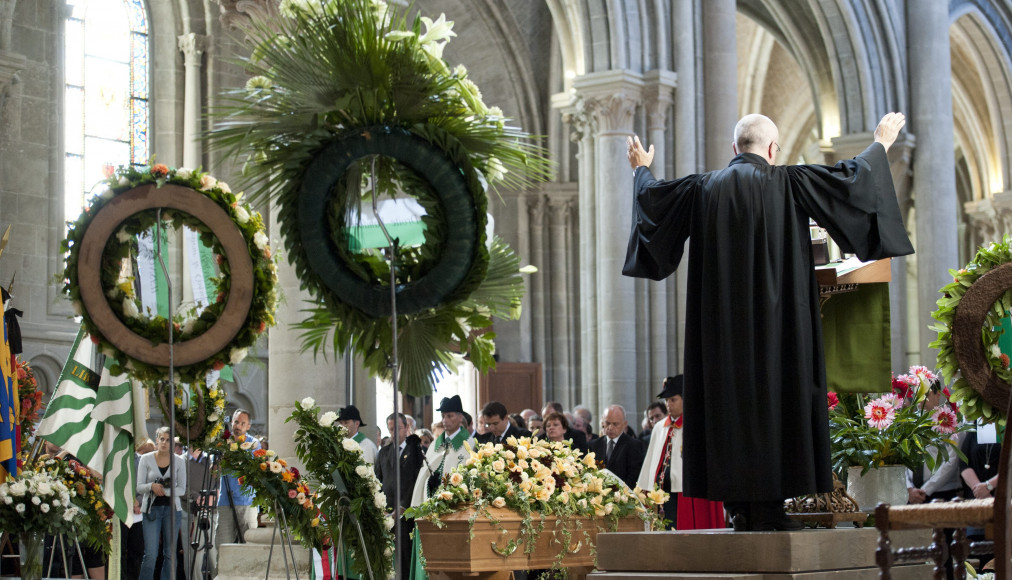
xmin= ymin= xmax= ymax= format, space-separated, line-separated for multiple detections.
xmin=875 ymin=262 xmax=1012 ymax=579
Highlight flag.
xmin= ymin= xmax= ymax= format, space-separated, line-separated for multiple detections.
xmin=0 ymin=289 xmax=15 ymax=479
xmin=36 ymin=328 xmax=137 ymax=525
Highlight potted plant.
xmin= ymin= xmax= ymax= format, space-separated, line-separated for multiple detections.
xmin=829 ymin=366 xmax=966 ymax=511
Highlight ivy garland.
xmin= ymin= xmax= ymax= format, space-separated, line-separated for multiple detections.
xmin=931 ymin=235 xmax=1012 ymax=424
xmin=62 ymin=164 xmax=280 ymax=385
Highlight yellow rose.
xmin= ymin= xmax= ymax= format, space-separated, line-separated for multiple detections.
xmin=311 ymin=517 xmax=320 ymax=527
xmin=492 ymin=460 xmax=505 ymax=472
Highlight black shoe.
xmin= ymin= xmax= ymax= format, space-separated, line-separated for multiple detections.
xmin=731 ymin=513 xmax=749 ymax=531
xmin=751 ymin=517 xmax=805 ymax=531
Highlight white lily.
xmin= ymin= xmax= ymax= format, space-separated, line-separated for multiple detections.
xmin=420 ymin=14 xmax=456 ymax=45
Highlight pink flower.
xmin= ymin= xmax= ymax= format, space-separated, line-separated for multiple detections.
xmin=879 ymin=393 xmax=904 ymax=409
xmin=827 ymin=392 xmax=839 ymax=410
xmin=288 ymin=489 xmax=298 ymax=499
xmin=908 ymin=365 xmax=937 ymax=382
xmin=931 ymin=407 xmax=958 ymax=434
xmin=864 ymin=398 xmax=895 ymax=429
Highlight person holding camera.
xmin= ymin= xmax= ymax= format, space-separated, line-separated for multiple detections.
xmin=137 ymin=426 xmax=187 ymax=580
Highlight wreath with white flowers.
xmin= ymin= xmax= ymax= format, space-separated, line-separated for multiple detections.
xmin=155 ymin=380 xmax=228 ymax=448
xmin=62 ymin=164 xmax=280 ymax=385
xmin=931 ymin=235 xmax=1012 ymax=424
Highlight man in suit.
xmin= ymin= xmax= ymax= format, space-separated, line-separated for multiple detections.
xmin=475 ymin=401 xmax=532 ymax=445
xmin=375 ymin=412 xmax=424 ymax=575
xmin=589 ymin=404 xmax=645 ymax=489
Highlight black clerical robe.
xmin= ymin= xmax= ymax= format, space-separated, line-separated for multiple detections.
xmin=623 ymin=143 xmax=914 ymax=502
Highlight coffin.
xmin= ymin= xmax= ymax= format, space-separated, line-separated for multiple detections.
xmin=415 ymin=506 xmax=645 ymax=573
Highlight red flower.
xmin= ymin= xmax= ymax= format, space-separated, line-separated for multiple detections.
xmin=1001 ymin=354 xmax=1010 ymax=369
xmin=151 ymin=164 xmax=169 ymax=178
xmin=290 ymin=467 xmax=300 ymax=481
xmin=222 ymin=429 xmax=232 ymax=440
xmin=216 ymin=292 xmax=225 ymax=303
xmin=212 ymin=360 xmax=225 ymax=371
xmin=827 ymin=392 xmax=839 ymax=410
xmin=256 ymin=320 xmax=266 ymax=334
xmin=102 ymin=164 xmax=116 ymax=178
xmin=237 ymin=476 xmax=245 ymax=486
xmin=215 ymin=254 xmax=225 ymax=267
xmin=90 ymin=334 xmax=101 ymax=344
xmin=891 ymin=374 xmax=911 ymax=399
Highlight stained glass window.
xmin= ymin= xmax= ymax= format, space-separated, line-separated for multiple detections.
xmin=64 ymin=0 xmax=149 ymax=224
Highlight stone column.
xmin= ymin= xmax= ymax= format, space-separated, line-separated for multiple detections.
xmin=573 ymin=71 xmax=643 ymax=416
xmin=177 ymin=33 xmax=207 ymax=169
xmin=266 ymin=209 xmax=345 ymax=471
xmin=907 ymin=2 xmax=959 ymax=365
xmin=548 ymin=195 xmax=573 ymax=403
xmin=528 ymin=194 xmax=548 ymax=393
xmin=702 ymin=0 xmax=737 ymax=170
xmin=643 ymin=71 xmax=676 ymax=389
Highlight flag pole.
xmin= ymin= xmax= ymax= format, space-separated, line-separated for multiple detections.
xmin=155 ymin=209 xmax=178 ymax=580
xmin=369 ymin=157 xmax=402 ymax=580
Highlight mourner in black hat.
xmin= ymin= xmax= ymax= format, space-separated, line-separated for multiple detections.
xmin=338 ymin=404 xmax=378 ymax=463
xmin=412 ymin=394 xmax=474 ymax=506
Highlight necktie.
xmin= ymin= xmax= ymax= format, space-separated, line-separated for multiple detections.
xmin=606 ymin=438 xmax=615 ymax=462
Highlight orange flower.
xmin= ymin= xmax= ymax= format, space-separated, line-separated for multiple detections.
xmin=213 ymin=360 xmax=226 ymax=371
xmin=281 ymin=471 xmax=294 ymax=483
xmin=278 ymin=459 xmax=287 ymax=467
xmin=259 ymin=462 xmax=268 ymax=471
xmin=253 ymin=449 xmax=267 ymax=458
xmin=151 ymin=164 xmax=169 ymax=178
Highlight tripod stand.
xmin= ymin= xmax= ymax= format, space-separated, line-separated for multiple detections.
xmin=189 ymin=451 xmax=221 ymax=580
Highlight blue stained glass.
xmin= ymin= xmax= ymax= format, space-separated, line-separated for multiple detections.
xmin=132 ymin=32 xmax=148 ymax=97
xmin=125 ymin=0 xmax=148 ymax=34
xmin=132 ymin=99 xmax=148 ymax=163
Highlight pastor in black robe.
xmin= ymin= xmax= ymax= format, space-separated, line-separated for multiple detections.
xmin=622 ymin=142 xmax=914 ymax=502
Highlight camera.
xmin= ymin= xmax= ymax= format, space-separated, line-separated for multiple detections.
xmin=153 ymin=476 xmax=172 ymax=487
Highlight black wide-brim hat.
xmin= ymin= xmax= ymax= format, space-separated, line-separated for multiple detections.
xmin=657 ymin=375 xmax=683 ymax=399
xmin=337 ymin=404 xmax=366 ymax=426
xmin=437 ymin=395 xmax=464 ymax=414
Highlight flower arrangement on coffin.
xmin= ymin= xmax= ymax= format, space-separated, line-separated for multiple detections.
xmin=215 ymin=432 xmax=326 ymax=550
xmin=30 ymin=454 xmax=113 ymax=553
xmin=15 ymin=356 xmax=44 ymax=454
xmin=204 ymin=0 xmax=550 ymax=397
xmin=61 ymin=164 xmax=280 ymax=385
xmin=405 ymin=437 xmax=666 ymax=570
xmin=288 ymin=397 xmax=395 ymax=580
xmin=829 ymin=365 xmax=967 ymax=475
xmin=931 ymin=235 xmax=1012 ymax=424
xmin=0 ymin=468 xmax=83 ymax=535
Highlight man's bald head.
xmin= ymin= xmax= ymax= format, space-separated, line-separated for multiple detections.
xmin=733 ymin=114 xmax=779 ymax=159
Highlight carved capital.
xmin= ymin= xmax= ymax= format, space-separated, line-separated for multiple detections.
xmin=584 ymin=93 xmax=639 ymax=134
xmin=572 ymin=70 xmax=643 ymax=135
xmin=643 ymin=69 xmax=676 ymax=131
xmin=177 ymin=33 xmax=209 ymax=66
xmin=547 ymin=195 xmax=573 ymax=224
xmin=964 ymin=198 xmax=999 ymax=242
xmin=215 ymin=0 xmax=280 ymax=33
xmin=528 ymin=194 xmax=547 ymax=228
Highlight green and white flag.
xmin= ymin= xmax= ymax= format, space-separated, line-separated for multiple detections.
xmin=36 ymin=328 xmax=137 ymax=526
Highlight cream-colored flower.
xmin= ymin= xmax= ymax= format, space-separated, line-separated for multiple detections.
xmin=492 ymin=496 xmax=506 ymax=508
xmin=438 ymin=490 xmax=453 ymax=501
xmin=484 ymin=156 xmax=506 ymax=183
xmin=319 ymin=411 xmax=338 ymax=428
xmin=116 ymin=228 xmax=132 ymax=243
xmin=245 ymin=76 xmax=273 ymax=92
xmin=270 ymin=461 xmax=283 ymax=473
xmin=240 ymin=441 xmax=253 ymax=450
xmin=230 ymin=347 xmax=248 ymax=365
xmin=254 ymin=231 xmax=269 ymax=250
xmin=355 ymin=465 xmax=371 ymax=478
xmin=583 ymin=453 xmax=597 ymax=467
xmin=472 ymin=488 xmax=483 ymax=499
xmin=516 ymin=447 xmax=528 ymax=460
xmin=181 ymin=318 xmax=196 ymax=334
xmin=301 ymin=397 xmax=315 ymax=409
xmin=235 ymin=206 xmax=250 ymax=224
xmin=491 ymin=459 xmax=505 ymax=473
xmin=229 ymin=443 xmax=239 ymax=452
xmin=419 ymin=14 xmax=456 ymax=45
xmin=296 ymin=492 xmax=307 ymax=505
xmin=383 ymin=516 xmax=395 ymax=530
xmin=449 ymin=472 xmax=464 ymax=486
xmin=199 ymin=174 xmax=217 ymax=190
xmin=384 ymin=30 xmax=415 ymax=42
xmin=118 ymin=176 xmax=130 ymax=186
xmin=218 ymin=181 xmax=232 ymax=194
xmin=342 ymin=438 xmax=361 ymax=452
xmin=374 ymin=491 xmax=386 ymax=508
xmin=176 ymin=168 xmax=193 ymax=180
xmin=122 ymin=299 xmax=139 ymax=318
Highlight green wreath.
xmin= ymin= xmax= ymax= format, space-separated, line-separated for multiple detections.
xmin=62 ymin=164 xmax=280 ymax=385
xmin=931 ymin=235 xmax=1012 ymax=424
xmin=204 ymin=0 xmax=551 ymax=395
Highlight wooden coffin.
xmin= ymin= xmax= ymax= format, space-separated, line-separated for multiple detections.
xmin=416 ymin=506 xmax=645 ymax=572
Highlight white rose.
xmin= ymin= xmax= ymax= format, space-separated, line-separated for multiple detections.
xmin=122 ymin=299 xmax=140 ymax=318
xmin=384 ymin=517 xmax=395 ymax=531
xmin=31 ymin=496 xmax=41 ymax=505
xmin=2 ymin=496 xmax=10 ymax=505
xmin=40 ymin=503 xmax=50 ymax=513
xmin=208 ymin=413 xmax=220 ymax=422
xmin=342 ymin=438 xmax=361 ymax=452
xmin=254 ymin=231 xmax=269 ymax=250
xmin=319 ymin=411 xmax=338 ymax=428
xmin=374 ymin=491 xmax=386 ymax=508
xmin=181 ymin=318 xmax=196 ymax=334
xmin=355 ymin=465 xmax=370 ymax=478
xmin=10 ymin=481 xmax=26 ymax=496
xmin=118 ymin=176 xmax=130 ymax=186
xmin=37 ymin=482 xmax=52 ymax=495
xmin=63 ymin=509 xmax=76 ymax=521
xmin=176 ymin=168 xmax=193 ymax=180
xmin=15 ymin=504 xmax=25 ymax=513
xmin=218 ymin=181 xmax=232 ymax=194
xmin=230 ymin=347 xmax=248 ymax=365
xmin=492 ymin=497 xmax=506 ymax=508
xmin=235 ymin=206 xmax=250 ymax=224
xmin=449 ymin=472 xmax=463 ymax=486
xmin=301 ymin=397 xmax=315 ymax=410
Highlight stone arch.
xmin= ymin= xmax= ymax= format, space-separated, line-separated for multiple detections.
xmin=26 ymin=353 xmax=62 ymax=396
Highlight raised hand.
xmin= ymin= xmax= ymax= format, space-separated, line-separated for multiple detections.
xmin=873 ymin=112 xmax=906 ymax=152
xmin=627 ymin=135 xmax=655 ymax=170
